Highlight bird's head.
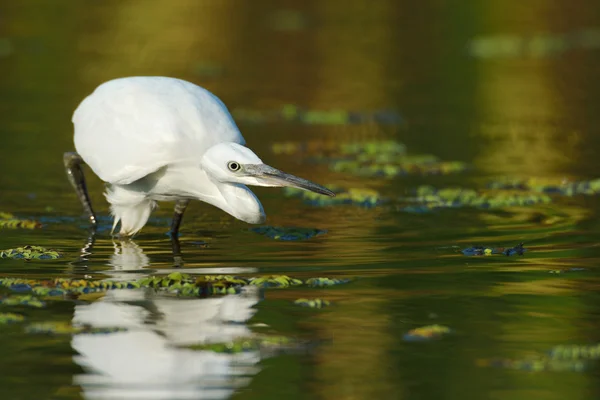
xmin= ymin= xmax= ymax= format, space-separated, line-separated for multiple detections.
xmin=201 ymin=142 xmax=335 ymax=196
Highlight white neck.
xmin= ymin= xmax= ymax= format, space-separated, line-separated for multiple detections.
xmin=148 ymin=164 xmax=266 ymax=224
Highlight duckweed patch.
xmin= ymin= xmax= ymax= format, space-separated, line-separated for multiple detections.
xmin=487 ymin=177 xmax=600 ymax=196
xmin=271 ymin=139 xmax=466 ymax=179
xmin=0 ymin=295 xmax=45 ymax=308
xmin=284 ymin=186 xmax=384 ymax=208
xmin=25 ymin=322 xmax=127 ymax=336
xmin=305 ymin=278 xmax=351 ymax=287
xmin=548 ymin=344 xmax=600 ymax=360
xmin=248 ymin=275 xmax=303 ymax=288
xmin=0 ymin=312 xmax=25 ymax=324
xmin=250 ymin=226 xmax=327 ymax=241
xmin=0 ymin=212 xmax=42 ymax=229
xmin=330 ymin=158 xmax=468 ymax=178
xmin=294 ymin=298 xmax=331 ymax=308
xmin=476 ymin=358 xmax=587 ymax=372
xmin=400 ymin=186 xmax=553 ymax=213
xmin=477 ymin=342 xmax=600 ymax=372
xmin=0 ymin=246 xmax=61 ymax=260
xmin=185 ymin=335 xmax=296 ymax=354
xmin=0 ymin=273 xmax=351 ymax=299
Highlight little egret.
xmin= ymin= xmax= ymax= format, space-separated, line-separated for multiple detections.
xmin=64 ymin=76 xmax=334 ymax=238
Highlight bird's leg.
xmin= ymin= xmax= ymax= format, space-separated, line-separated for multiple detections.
xmin=170 ymin=199 xmax=189 ymax=236
xmin=65 ymin=228 xmax=97 ymax=274
xmin=170 ymin=199 xmax=189 ymax=268
xmin=63 ymin=152 xmax=97 ymax=229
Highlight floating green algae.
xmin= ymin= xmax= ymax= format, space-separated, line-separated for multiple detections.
xmin=0 ymin=212 xmax=41 ymax=229
xmin=0 ymin=312 xmax=25 ymax=324
xmin=340 ymin=140 xmax=407 ymax=156
xmin=198 ymin=275 xmax=249 ymax=285
xmin=0 ymin=246 xmax=61 ymax=260
xmin=0 ymin=273 xmax=351 ymax=299
xmin=476 ymin=357 xmax=587 ymax=372
xmin=305 ymin=278 xmax=351 ymax=287
xmin=330 ymin=158 xmax=468 ymax=178
xmin=403 ymin=325 xmax=452 ymax=341
xmin=272 ymin=139 xmax=465 ymax=178
xmin=400 ymin=185 xmax=553 ymax=213
xmin=25 ymin=322 xmax=127 ymax=335
xmin=294 ymin=298 xmax=331 ymax=309
xmin=284 ymin=186 xmax=384 ymax=208
xmin=487 ymin=177 xmax=600 ymax=196
xmin=477 ymin=342 xmax=600 ymax=372
xmin=185 ymin=335 xmax=295 ymax=354
xmin=0 ymin=295 xmax=45 ymax=308
xmin=250 ymin=226 xmax=327 ymax=241
xmin=249 ymin=275 xmax=303 ymax=288
xmin=548 ymin=344 xmax=600 ymax=360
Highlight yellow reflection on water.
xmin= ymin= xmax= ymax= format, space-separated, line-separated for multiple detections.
xmin=472 ymin=2 xmax=580 ymax=177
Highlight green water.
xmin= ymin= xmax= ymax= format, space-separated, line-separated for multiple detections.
xmin=2 ymin=1 xmax=600 ymax=399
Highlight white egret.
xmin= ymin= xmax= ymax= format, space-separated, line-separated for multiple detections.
xmin=64 ymin=76 xmax=334 ymax=237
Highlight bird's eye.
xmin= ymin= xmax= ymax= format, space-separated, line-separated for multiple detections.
xmin=227 ymin=161 xmax=241 ymax=172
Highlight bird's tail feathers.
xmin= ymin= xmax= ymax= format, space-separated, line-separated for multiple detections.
xmin=105 ymin=186 xmax=156 ymax=237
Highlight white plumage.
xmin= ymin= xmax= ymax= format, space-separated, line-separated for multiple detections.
xmin=67 ymin=76 xmax=333 ymax=237
xmin=73 ymin=77 xmax=243 ymax=185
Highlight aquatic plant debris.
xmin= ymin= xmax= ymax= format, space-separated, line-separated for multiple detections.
xmin=330 ymin=158 xmax=468 ymax=178
xmin=250 ymin=226 xmax=327 ymax=241
xmin=0 ymin=312 xmax=25 ymax=324
xmin=487 ymin=177 xmax=600 ymax=196
xmin=477 ymin=342 xmax=600 ymax=372
xmin=0 ymin=295 xmax=45 ymax=308
xmin=272 ymin=138 xmax=465 ymax=179
xmin=184 ymin=335 xmax=305 ymax=356
xmin=305 ymin=278 xmax=351 ymax=287
xmin=548 ymin=344 xmax=600 ymax=360
xmin=476 ymin=358 xmax=587 ymax=372
xmin=25 ymin=322 xmax=127 ymax=335
xmin=403 ymin=324 xmax=452 ymax=342
xmin=461 ymin=243 xmax=526 ymax=257
xmin=284 ymin=186 xmax=384 ymax=208
xmin=249 ymin=275 xmax=303 ymax=288
xmin=0 ymin=246 xmax=61 ymax=260
xmin=0 ymin=273 xmax=351 ymax=299
xmin=294 ymin=298 xmax=331 ymax=309
xmin=400 ymin=185 xmax=553 ymax=213
xmin=0 ymin=212 xmax=42 ymax=229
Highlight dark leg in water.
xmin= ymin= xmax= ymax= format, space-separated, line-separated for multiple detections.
xmin=63 ymin=152 xmax=97 ymax=229
xmin=170 ymin=199 xmax=190 ymax=267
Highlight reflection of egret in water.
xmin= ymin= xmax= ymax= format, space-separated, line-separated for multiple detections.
xmin=107 ymin=239 xmax=153 ymax=281
xmin=71 ymin=286 xmax=261 ymax=399
xmin=69 ymin=232 xmax=264 ymax=398
xmin=73 ymin=233 xmax=258 ymax=277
